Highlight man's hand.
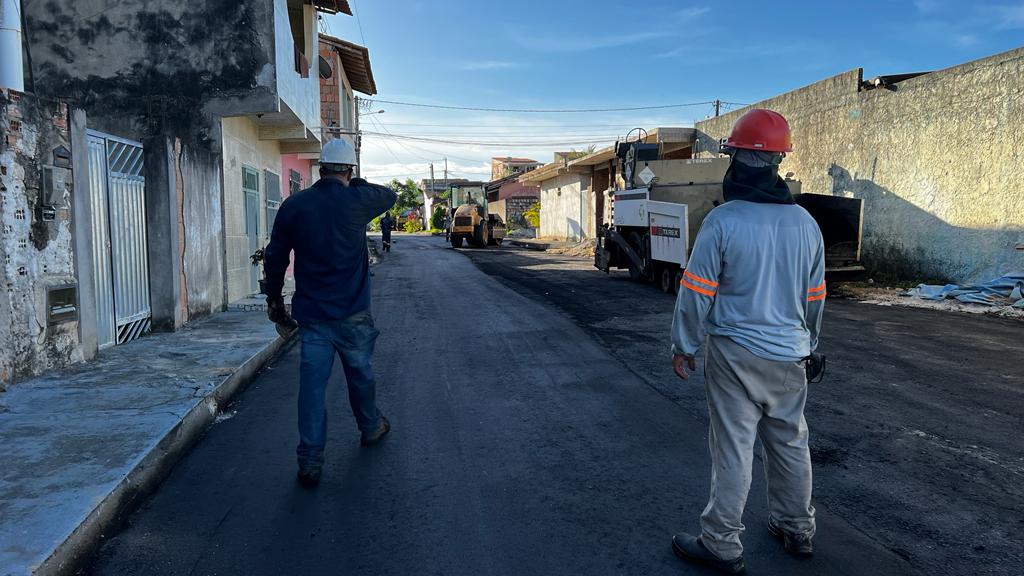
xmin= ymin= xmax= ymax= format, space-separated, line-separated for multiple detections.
xmin=672 ymin=354 xmax=697 ymax=380
xmin=267 ymin=297 xmax=298 ymax=337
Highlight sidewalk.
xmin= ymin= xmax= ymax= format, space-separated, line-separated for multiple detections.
xmin=0 ymin=310 xmax=293 ymax=576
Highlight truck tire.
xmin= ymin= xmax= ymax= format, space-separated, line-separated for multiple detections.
xmin=660 ymin=267 xmax=674 ymax=293
xmin=474 ymin=222 xmax=488 ymax=247
xmin=673 ymin=269 xmax=684 ymax=295
xmin=451 ymin=235 xmax=463 ymax=248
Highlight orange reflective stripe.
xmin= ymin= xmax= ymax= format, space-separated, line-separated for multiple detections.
xmin=684 ymin=270 xmax=719 ymax=288
xmin=681 ymin=279 xmax=716 ymax=297
xmin=807 ymin=291 xmax=827 ymax=302
xmin=808 ymin=281 xmax=826 ymax=294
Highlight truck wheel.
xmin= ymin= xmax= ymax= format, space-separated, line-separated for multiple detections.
xmin=474 ymin=223 xmax=487 ymax=247
xmin=627 ymin=231 xmax=647 ymax=282
xmin=673 ymin=270 xmax=684 ymax=295
xmin=451 ymin=235 xmax=463 ymax=248
xmin=660 ymin=268 xmax=673 ymax=293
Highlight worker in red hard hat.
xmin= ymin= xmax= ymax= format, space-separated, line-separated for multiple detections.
xmin=668 ymin=109 xmax=825 ymax=574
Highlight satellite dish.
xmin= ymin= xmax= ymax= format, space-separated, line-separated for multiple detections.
xmin=318 ymin=55 xmax=333 ymax=79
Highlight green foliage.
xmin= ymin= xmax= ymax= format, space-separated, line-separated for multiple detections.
xmin=387 ymin=178 xmax=423 ymax=214
xmin=566 ymin=145 xmax=597 ymax=160
xmin=369 ymin=215 xmax=381 ymax=231
xmin=430 ymin=206 xmax=445 ymax=230
xmin=523 ymin=201 xmax=541 ymax=228
xmin=403 ymin=219 xmax=424 ymax=233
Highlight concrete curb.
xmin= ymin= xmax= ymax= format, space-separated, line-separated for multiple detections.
xmin=506 ymin=239 xmax=555 ymax=251
xmin=33 ymin=332 xmax=298 ymax=576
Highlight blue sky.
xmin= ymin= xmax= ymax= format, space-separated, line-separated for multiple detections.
xmin=325 ymin=0 xmax=1024 ymax=182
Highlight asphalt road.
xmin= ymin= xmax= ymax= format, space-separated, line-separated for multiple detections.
xmin=84 ymin=234 xmax=1016 ymax=575
xmin=464 ymin=240 xmax=1024 ymax=576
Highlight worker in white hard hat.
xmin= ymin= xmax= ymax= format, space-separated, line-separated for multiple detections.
xmin=263 ymin=137 xmax=397 ymax=488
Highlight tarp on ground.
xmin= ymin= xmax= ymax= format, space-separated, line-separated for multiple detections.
xmin=903 ymin=272 xmax=1024 ymax=308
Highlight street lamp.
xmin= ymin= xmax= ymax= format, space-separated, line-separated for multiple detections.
xmin=359 ymin=109 xmax=385 ymax=116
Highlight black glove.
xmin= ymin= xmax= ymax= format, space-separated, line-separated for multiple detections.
xmin=803 ymin=352 xmax=826 ymax=384
xmin=266 ymin=297 xmax=298 ymax=337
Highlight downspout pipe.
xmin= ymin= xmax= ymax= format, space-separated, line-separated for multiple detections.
xmin=0 ymin=0 xmax=24 ymax=91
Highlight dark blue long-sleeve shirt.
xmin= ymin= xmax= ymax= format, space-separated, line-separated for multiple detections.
xmin=264 ymin=177 xmax=396 ymax=323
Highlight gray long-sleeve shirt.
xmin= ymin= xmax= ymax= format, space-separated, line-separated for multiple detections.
xmin=671 ymin=200 xmax=826 ymax=362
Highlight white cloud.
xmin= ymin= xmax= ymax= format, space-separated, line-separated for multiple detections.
xmin=461 ymin=60 xmax=523 ymax=71
xmin=673 ymin=6 xmax=711 ymax=21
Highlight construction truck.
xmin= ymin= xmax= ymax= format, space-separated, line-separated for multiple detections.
xmin=449 ymin=184 xmax=507 ymax=248
xmin=595 ymin=140 xmax=864 ymax=293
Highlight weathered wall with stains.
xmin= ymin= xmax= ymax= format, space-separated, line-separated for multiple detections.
xmin=23 ymin=0 xmax=280 ymax=328
xmin=221 ymin=116 xmax=284 ymax=303
xmin=694 ymin=47 xmax=1024 ymax=283
xmin=0 ymin=92 xmax=82 ymax=389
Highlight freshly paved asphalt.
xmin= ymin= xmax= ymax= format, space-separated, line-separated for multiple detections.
xmin=87 ymin=235 xmax=919 ymax=575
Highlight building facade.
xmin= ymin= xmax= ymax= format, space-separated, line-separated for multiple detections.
xmin=0 ymin=0 xmax=340 ymax=385
xmin=491 ymin=157 xmax=543 ymax=181
xmin=694 ymin=47 xmax=1024 ymax=283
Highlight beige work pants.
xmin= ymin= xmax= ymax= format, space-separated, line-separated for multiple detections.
xmin=699 ymin=335 xmax=816 ymax=560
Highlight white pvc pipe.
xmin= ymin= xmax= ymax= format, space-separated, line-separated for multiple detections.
xmin=0 ymin=0 xmax=24 ymax=92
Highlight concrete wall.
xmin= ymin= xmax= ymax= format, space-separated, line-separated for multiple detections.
xmin=274 ymin=0 xmax=321 ymax=132
xmin=694 ymin=47 xmax=1024 ymax=283
xmin=538 ymin=172 xmax=592 ymax=241
xmin=0 ymin=92 xmax=83 ymax=388
xmin=24 ymin=0 xmax=282 ymax=330
xmin=222 ymin=116 xmax=284 ymax=302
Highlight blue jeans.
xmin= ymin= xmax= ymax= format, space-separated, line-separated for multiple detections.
xmin=297 ymin=311 xmax=382 ymax=468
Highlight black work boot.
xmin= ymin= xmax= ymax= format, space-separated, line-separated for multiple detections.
xmin=672 ymin=533 xmax=745 ymax=574
xmin=360 ymin=416 xmax=391 ymax=446
xmin=296 ymin=466 xmax=322 ymax=488
xmin=768 ymin=517 xmax=814 ymax=557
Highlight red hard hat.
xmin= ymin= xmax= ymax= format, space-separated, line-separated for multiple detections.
xmin=724 ymin=109 xmax=792 ymax=153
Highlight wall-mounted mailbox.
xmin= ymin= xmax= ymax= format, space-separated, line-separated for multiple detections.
xmin=47 ymin=284 xmax=78 ymax=325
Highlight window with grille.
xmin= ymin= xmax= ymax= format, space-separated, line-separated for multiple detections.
xmin=265 ymin=170 xmax=281 ymax=233
xmin=289 ymin=169 xmax=302 ymax=196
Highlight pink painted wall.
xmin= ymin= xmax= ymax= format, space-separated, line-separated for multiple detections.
xmin=279 ymin=154 xmax=315 ymax=279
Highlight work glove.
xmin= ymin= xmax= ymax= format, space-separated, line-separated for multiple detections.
xmin=803 ymin=352 xmax=826 ymax=384
xmin=266 ymin=296 xmax=298 ymax=338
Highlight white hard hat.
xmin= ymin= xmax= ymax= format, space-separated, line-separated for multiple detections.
xmin=320 ymin=138 xmax=357 ymax=166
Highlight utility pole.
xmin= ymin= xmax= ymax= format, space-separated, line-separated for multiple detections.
xmin=429 ymin=162 xmax=435 ymax=216
xmin=443 ymin=157 xmax=448 ymax=206
xmin=714 ymin=99 xmax=721 ymax=117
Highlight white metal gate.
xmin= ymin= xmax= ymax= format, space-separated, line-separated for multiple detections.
xmin=87 ymin=132 xmax=151 ymax=348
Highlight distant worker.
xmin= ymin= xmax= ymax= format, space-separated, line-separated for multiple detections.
xmin=263 ymin=138 xmax=397 ymax=488
xmin=668 ymin=109 xmax=825 ymax=573
xmin=380 ymin=211 xmax=394 ymax=252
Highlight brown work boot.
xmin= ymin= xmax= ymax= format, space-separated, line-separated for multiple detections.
xmin=672 ymin=533 xmax=745 ymax=574
xmin=768 ymin=516 xmax=814 ymax=557
xmin=360 ymin=416 xmax=391 ymax=446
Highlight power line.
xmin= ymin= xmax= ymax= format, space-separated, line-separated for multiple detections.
xmin=369 ymin=115 xmax=435 ymax=162
xmin=362 ymin=132 xmax=617 ymax=147
xmin=351 ymin=0 xmax=368 ymax=47
xmin=363 ymin=98 xmax=724 ymax=114
xmin=376 ymin=121 xmax=683 ymax=129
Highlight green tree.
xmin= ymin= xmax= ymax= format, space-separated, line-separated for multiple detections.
xmin=387 ymin=178 xmax=423 ymax=215
xmin=430 ymin=205 xmax=445 ymax=231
